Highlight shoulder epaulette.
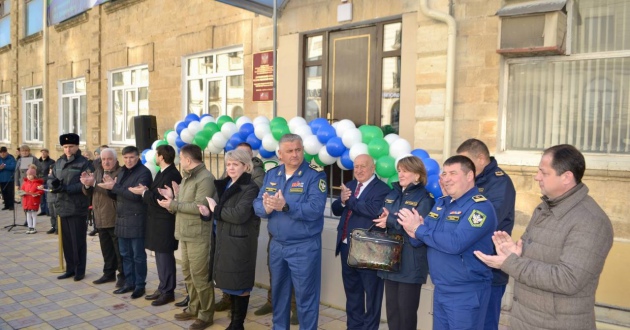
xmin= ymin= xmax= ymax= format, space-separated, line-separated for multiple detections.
xmin=495 ymin=171 xmax=505 ymax=176
xmin=439 ymin=195 xmax=448 ymax=199
xmin=428 ymin=192 xmax=435 ymax=199
xmin=309 ymin=164 xmax=323 ymax=172
xmin=267 ymin=164 xmax=280 ymax=171
xmin=472 ymin=195 xmax=487 ymax=202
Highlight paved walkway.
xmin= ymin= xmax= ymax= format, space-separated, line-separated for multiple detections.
xmin=0 ymin=209 xmax=356 ymax=330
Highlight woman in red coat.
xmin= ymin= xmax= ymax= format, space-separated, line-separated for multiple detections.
xmin=21 ymin=167 xmax=44 ymax=234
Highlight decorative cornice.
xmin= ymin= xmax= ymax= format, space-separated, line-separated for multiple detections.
xmin=19 ymin=31 xmax=42 ymax=46
xmin=104 ymin=0 xmax=147 ymax=14
xmin=54 ymin=12 xmax=89 ymax=33
xmin=0 ymin=44 xmax=10 ymax=54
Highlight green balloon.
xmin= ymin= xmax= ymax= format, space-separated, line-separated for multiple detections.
xmin=387 ymin=172 xmax=399 ymax=188
xmin=156 ymin=140 xmax=168 ymax=147
xmin=360 ymin=125 xmax=384 ymax=144
xmin=271 ymin=124 xmax=290 ymax=141
xmin=314 ymin=154 xmax=326 ymax=167
xmin=376 ymin=155 xmax=396 ymax=178
xmin=163 ymin=129 xmax=173 ymax=137
xmin=192 ymin=131 xmax=210 ymax=149
xmin=155 ymin=165 xmax=161 ymax=173
xmin=304 ymin=152 xmax=315 ymax=163
xmin=270 ymin=117 xmax=287 ymax=128
xmin=216 ymin=115 xmax=234 ymax=129
xmin=203 ymin=122 xmax=220 ymax=138
xmin=381 ymin=125 xmax=397 ymax=136
xmin=368 ymin=138 xmax=389 ymax=159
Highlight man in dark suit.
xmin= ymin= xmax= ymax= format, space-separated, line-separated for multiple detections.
xmin=129 ymin=145 xmax=182 ymax=306
xmin=331 ymin=154 xmax=391 ymax=330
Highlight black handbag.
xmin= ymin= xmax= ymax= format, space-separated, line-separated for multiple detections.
xmin=347 ymin=225 xmax=404 ymax=272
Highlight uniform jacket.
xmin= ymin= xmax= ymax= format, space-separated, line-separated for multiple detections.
xmin=413 ymin=187 xmax=496 ymax=291
xmin=211 ymin=172 xmax=261 ymax=290
xmin=502 ymin=183 xmax=614 ymax=330
xmin=377 ymin=182 xmax=435 ymax=284
xmin=170 ymin=163 xmax=215 ymax=243
xmin=51 ymin=150 xmax=92 ymax=218
xmin=21 ymin=177 xmax=44 ymax=211
xmin=331 ymin=175 xmax=391 ymax=256
xmin=143 ymin=164 xmax=182 ymax=253
xmin=111 ymin=162 xmax=153 ymax=238
xmin=15 ymin=155 xmax=41 ymax=186
xmin=254 ymin=160 xmax=327 ymax=244
xmin=477 ymin=157 xmax=516 ymax=286
xmin=82 ymin=162 xmax=122 ymax=229
xmin=0 ymin=154 xmax=16 ymax=183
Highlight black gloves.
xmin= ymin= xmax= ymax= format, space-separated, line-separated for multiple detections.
xmin=50 ymin=179 xmax=66 ymax=193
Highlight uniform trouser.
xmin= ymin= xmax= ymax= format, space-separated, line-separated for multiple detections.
xmin=98 ymin=227 xmax=123 ymax=278
xmin=265 ymin=233 xmax=297 ymax=309
xmin=270 ymin=237 xmax=321 ymax=330
xmin=0 ymin=181 xmax=14 ymax=209
xmin=48 ymin=203 xmax=57 ymax=229
xmin=433 ymin=283 xmax=491 ymax=330
xmin=384 ymin=280 xmax=421 ymax=330
xmin=181 ymin=240 xmax=215 ymax=322
xmin=340 ymin=242 xmax=384 ymax=330
xmin=60 ymin=215 xmax=88 ymax=276
xmin=483 ymin=285 xmax=506 ymax=330
xmin=155 ymin=251 xmax=176 ymax=296
xmin=118 ymin=237 xmax=147 ymax=289
xmin=40 ymin=193 xmax=48 ymax=214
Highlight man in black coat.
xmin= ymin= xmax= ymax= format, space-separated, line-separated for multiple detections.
xmin=129 ymin=145 xmax=182 ymax=306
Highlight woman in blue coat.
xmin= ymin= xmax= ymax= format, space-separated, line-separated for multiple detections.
xmin=373 ymin=156 xmax=435 ymax=330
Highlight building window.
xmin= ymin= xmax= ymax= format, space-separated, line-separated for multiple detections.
xmin=0 ymin=93 xmax=9 ymax=142
xmin=25 ymin=0 xmax=43 ymax=37
xmin=0 ymin=0 xmax=10 ymax=47
xmin=380 ymin=22 xmax=402 ymax=134
xmin=503 ymin=0 xmax=630 ymax=154
xmin=59 ymin=78 xmax=87 ymax=143
xmin=184 ymin=47 xmax=244 ymax=118
xmin=109 ymin=66 xmax=149 ymax=144
xmin=23 ymin=86 xmax=43 ymax=143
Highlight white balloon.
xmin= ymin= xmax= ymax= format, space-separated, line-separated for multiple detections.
xmin=253 ymin=116 xmax=270 ymax=127
xmin=173 ymin=120 xmax=183 ymax=132
xmin=174 ymin=154 xmax=180 ymax=166
xmin=349 ymin=143 xmax=369 ymax=161
xmin=151 ymin=140 xmax=161 ymax=150
xmin=336 ymin=119 xmax=356 ymax=138
xmin=187 ymin=121 xmax=202 ymax=135
xmin=199 ymin=115 xmax=215 ymax=126
xmin=318 ymin=148 xmax=337 ymax=165
xmin=145 ymin=150 xmax=157 ymax=164
xmin=389 ymin=139 xmax=413 ymax=159
xmin=342 ymin=128 xmax=363 ymax=149
xmin=332 ymin=121 xmax=339 ymax=131
xmin=235 ymin=116 xmax=253 ymax=129
xmin=207 ymin=143 xmax=223 ymax=154
xmin=294 ymin=124 xmax=313 ymax=139
xmin=395 ymin=154 xmax=414 ymax=168
xmin=180 ymin=128 xmax=194 ymax=143
xmin=303 ymin=135 xmax=323 ymax=155
xmin=211 ymin=133 xmax=227 ymax=149
xmin=384 ymin=133 xmax=400 ymax=145
xmin=336 ymin=157 xmax=349 ymax=171
xmin=288 ymin=117 xmax=308 ymax=133
xmin=262 ymin=133 xmax=279 ymax=151
xmin=166 ymin=131 xmax=178 ymax=146
xmin=254 ymin=124 xmax=271 ymax=140
xmin=221 ymin=122 xmax=238 ymax=140
xmin=145 ymin=163 xmax=157 ymax=179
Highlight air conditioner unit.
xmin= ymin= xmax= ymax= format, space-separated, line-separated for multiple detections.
xmin=496 ymin=0 xmax=568 ymax=57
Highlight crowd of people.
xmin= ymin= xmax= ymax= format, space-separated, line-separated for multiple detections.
xmin=0 ymin=133 xmax=614 ymax=330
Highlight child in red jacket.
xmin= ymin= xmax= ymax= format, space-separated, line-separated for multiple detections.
xmin=21 ymin=167 xmax=44 ymax=234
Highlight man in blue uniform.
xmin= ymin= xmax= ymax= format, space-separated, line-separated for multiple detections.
xmin=254 ymin=134 xmax=327 ymax=330
xmin=457 ymin=139 xmax=516 ymax=330
xmin=397 ymin=155 xmax=497 ymax=330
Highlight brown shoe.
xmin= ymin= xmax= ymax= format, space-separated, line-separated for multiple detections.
xmin=174 ymin=311 xmax=196 ymax=321
xmin=189 ymin=319 xmax=212 ymax=330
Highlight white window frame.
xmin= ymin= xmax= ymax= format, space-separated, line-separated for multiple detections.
xmin=0 ymin=93 xmax=10 ymax=142
xmin=108 ymin=65 xmax=149 ymax=145
xmin=22 ymin=86 xmax=43 ymax=143
xmin=58 ymin=77 xmax=87 ymax=144
xmin=181 ymin=46 xmax=245 ymax=118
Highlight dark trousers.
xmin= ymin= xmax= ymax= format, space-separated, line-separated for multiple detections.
xmin=1 ymin=181 xmax=14 ymax=209
xmin=40 ymin=193 xmax=48 ymax=214
xmin=384 ymin=280 xmax=422 ymax=330
xmin=98 ymin=227 xmax=123 ymax=278
xmin=484 ymin=285 xmax=506 ymax=330
xmin=340 ymin=242 xmax=384 ymax=330
xmin=49 ymin=203 xmax=57 ymax=229
xmin=118 ymin=237 xmax=147 ymax=289
xmin=155 ymin=251 xmax=177 ymax=296
xmin=61 ymin=215 xmax=88 ymax=276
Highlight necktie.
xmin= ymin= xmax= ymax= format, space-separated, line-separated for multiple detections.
xmin=341 ymin=182 xmax=363 ymax=241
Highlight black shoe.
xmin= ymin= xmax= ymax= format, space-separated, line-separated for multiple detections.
xmin=131 ymin=288 xmax=145 ymax=299
xmin=37 ymin=212 xmax=46 ymax=216
xmin=46 ymin=228 xmax=56 ymax=234
xmin=88 ymin=228 xmax=98 ymax=236
xmin=93 ymin=275 xmax=116 ymax=285
xmin=57 ymin=272 xmax=75 ymax=280
xmin=1 ymin=206 xmax=8 ymax=210
xmin=113 ymin=286 xmax=135 ymax=294
xmin=145 ymin=290 xmax=161 ymax=300
xmin=115 ymin=275 xmax=125 ymax=288
xmin=74 ymin=274 xmax=85 ymax=281
xmin=174 ymin=295 xmax=190 ymax=307
xmin=151 ymin=294 xmax=175 ymax=306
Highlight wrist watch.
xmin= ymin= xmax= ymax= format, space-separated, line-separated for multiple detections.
xmin=281 ymin=203 xmax=290 ymax=212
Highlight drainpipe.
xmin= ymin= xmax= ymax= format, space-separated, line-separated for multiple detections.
xmin=419 ymin=0 xmax=456 ymax=160
xmin=42 ymin=1 xmax=48 ymax=149
xmin=272 ymin=0 xmax=277 ymax=118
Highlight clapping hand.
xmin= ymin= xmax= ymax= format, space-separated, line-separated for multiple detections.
xmin=262 ymin=190 xmax=286 ymax=214
xmin=172 ymin=181 xmax=180 ymax=195
xmin=474 ymin=231 xmax=523 ymax=269
xmin=97 ymin=174 xmax=116 ymax=190
xmin=206 ymin=196 xmax=217 ymax=212
xmin=340 ymin=184 xmax=352 ymax=204
xmin=373 ymin=207 xmax=390 ymax=228
xmin=128 ymin=183 xmax=148 ymax=195
xmin=80 ymin=171 xmax=95 ymax=187
xmin=397 ymin=208 xmax=423 ymax=238
xmin=158 ymin=185 xmax=174 ymax=199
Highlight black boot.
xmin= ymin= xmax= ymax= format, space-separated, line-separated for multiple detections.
xmin=227 ymin=295 xmax=249 ymax=330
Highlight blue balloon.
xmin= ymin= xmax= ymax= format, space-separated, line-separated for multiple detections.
xmin=175 ymin=136 xmax=187 ymax=148
xmin=411 ymin=148 xmax=430 ymax=160
xmin=325 ymin=137 xmax=346 ymax=157
xmin=225 ymin=134 xmax=245 ymax=152
xmin=340 ymin=150 xmax=354 ymax=170
xmin=239 ymin=123 xmax=255 ymax=140
xmin=316 ymin=124 xmax=336 ymax=144
xmin=246 ymin=133 xmax=262 ymax=150
xmin=141 ymin=149 xmax=150 ymax=164
xmin=259 ymin=147 xmax=276 ymax=159
xmin=176 ymin=120 xmax=190 ymax=135
xmin=185 ymin=113 xmax=200 ymax=122
xmin=426 ymin=174 xmax=443 ymax=199
xmin=422 ymin=158 xmax=440 ymax=177
xmin=309 ymin=118 xmax=329 ymax=134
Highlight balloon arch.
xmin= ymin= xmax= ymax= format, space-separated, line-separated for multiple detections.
xmin=141 ymin=113 xmax=443 ymax=200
